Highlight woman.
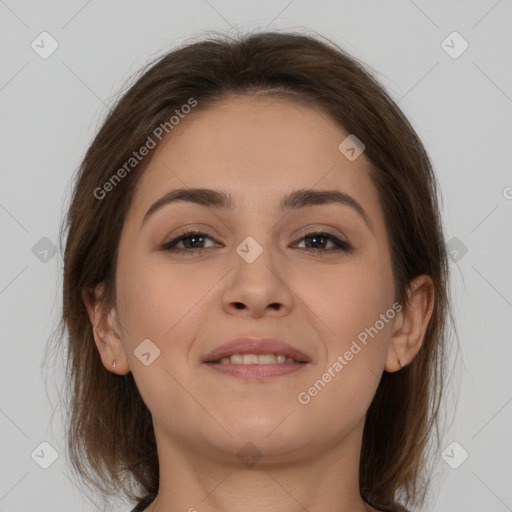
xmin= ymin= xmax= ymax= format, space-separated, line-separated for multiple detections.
xmin=55 ymin=30 xmax=452 ymax=511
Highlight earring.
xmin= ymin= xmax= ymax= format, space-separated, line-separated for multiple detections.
xmin=398 ymin=359 xmax=405 ymax=368
xmin=112 ymin=360 xmax=117 ymax=368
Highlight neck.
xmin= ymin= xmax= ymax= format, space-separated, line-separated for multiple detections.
xmin=142 ymin=419 xmax=378 ymax=512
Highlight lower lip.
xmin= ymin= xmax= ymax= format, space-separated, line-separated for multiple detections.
xmin=204 ymin=362 xmax=309 ymax=379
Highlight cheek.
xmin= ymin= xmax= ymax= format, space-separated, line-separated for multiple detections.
xmin=303 ymin=264 xmax=394 ymax=423
xmin=115 ymin=253 xmax=218 ymax=413
xmin=117 ymin=254 xmax=219 ymax=352
xmin=295 ymin=267 xmax=393 ymax=431
xmin=303 ymin=257 xmax=394 ymax=343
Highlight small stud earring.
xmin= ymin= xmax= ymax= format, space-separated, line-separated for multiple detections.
xmin=398 ymin=359 xmax=404 ymax=368
xmin=112 ymin=360 xmax=117 ymax=368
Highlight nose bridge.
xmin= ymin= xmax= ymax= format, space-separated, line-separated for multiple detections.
xmin=222 ymin=233 xmax=292 ymax=316
xmin=231 ymin=201 xmax=275 ymax=266
xmin=233 ymin=233 xmax=278 ymax=289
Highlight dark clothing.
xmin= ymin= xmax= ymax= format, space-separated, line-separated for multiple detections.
xmin=130 ymin=493 xmax=157 ymax=512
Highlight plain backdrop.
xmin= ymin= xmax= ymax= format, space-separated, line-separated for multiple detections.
xmin=0 ymin=1 xmax=511 ymax=511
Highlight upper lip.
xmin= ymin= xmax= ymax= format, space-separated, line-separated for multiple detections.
xmin=202 ymin=337 xmax=312 ymax=363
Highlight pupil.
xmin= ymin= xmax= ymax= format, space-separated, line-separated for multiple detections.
xmin=309 ymin=235 xmax=325 ymax=248
xmin=187 ymin=235 xmax=203 ymax=247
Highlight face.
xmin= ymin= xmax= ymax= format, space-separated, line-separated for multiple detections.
xmin=112 ymin=94 xmax=397 ymax=461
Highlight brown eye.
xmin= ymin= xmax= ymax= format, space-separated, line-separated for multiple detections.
xmin=161 ymin=231 xmax=218 ymax=252
xmin=295 ymin=232 xmax=353 ymax=254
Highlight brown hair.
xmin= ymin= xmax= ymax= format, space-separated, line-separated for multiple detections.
xmin=46 ymin=30 xmax=454 ymax=511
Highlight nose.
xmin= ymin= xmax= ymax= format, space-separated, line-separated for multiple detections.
xmin=221 ymin=241 xmax=294 ymax=319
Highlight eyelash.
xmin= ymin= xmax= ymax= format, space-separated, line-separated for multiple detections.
xmin=160 ymin=230 xmax=353 ymax=256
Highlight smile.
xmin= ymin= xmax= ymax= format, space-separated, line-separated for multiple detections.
xmin=217 ymin=353 xmax=299 ymax=364
xmin=204 ymin=356 xmax=309 ymax=380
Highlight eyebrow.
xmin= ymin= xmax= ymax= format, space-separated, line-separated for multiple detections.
xmin=141 ymin=187 xmax=373 ymax=232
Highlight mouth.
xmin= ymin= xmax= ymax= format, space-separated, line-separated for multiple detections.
xmin=208 ymin=353 xmax=307 ymax=365
xmin=202 ymin=337 xmax=311 ymax=380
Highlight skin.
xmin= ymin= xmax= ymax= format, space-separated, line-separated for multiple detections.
xmin=84 ymin=94 xmax=434 ymax=512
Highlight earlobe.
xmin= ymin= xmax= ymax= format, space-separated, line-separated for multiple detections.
xmin=81 ymin=284 xmax=131 ymax=374
xmin=384 ymin=274 xmax=435 ymax=373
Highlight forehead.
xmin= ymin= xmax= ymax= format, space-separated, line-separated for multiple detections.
xmin=127 ymin=94 xmax=382 ymax=225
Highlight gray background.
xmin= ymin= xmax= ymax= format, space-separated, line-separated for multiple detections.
xmin=1 ymin=0 xmax=511 ymax=511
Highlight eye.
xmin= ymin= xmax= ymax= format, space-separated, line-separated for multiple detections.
xmin=294 ymin=232 xmax=353 ymax=254
xmin=160 ymin=231 xmax=219 ymax=253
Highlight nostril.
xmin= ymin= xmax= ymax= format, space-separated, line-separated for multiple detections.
xmin=233 ymin=302 xmax=245 ymax=309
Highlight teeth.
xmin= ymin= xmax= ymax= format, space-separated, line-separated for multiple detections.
xmin=218 ymin=354 xmax=296 ymax=364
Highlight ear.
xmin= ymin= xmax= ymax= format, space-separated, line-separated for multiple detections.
xmin=384 ymin=274 xmax=435 ymax=373
xmin=82 ymin=283 xmax=131 ymax=375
